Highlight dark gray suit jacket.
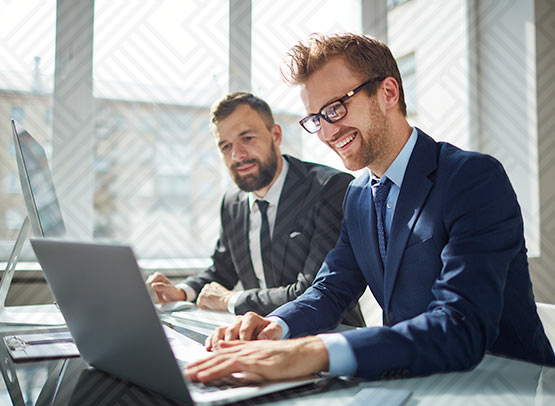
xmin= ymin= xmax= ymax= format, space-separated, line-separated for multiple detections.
xmin=183 ymin=155 xmax=364 ymax=326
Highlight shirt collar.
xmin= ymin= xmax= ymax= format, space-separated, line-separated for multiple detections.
xmin=249 ymin=156 xmax=289 ymax=211
xmin=368 ymin=127 xmax=418 ymax=187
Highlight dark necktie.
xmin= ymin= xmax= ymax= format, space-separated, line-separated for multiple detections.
xmin=372 ymin=178 xmax=392 ymax=267
xmin=256 ymin=200 xmax=273 ymax=285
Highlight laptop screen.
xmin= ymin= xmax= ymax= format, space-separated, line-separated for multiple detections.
xmin=12 ymin=119 xmax=66 ymax=237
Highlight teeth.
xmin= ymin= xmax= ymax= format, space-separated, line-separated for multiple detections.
xmin=336 ymin=134 xmax=355 ymax=148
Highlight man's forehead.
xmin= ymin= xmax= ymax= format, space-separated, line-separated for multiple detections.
xmin=301 ymin=58 xmax=365 ymax=112
xmin=213 ymin=106 xmax=260 ymax=143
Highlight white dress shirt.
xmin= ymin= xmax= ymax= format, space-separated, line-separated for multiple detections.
xmin=227 ymin=158 xmax=289 ymax=312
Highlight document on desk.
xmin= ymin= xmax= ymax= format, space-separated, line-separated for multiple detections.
xmin=169 ymin=308 xmax=235 ymax=328
xmin=3 ymin=331 xmax=79 ymax=361
xmin=164 ymin=325 xmax=209 ymax=364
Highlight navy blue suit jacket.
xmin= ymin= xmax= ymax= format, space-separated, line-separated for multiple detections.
xmin=270 ymin=129 xmax=555 ymax=379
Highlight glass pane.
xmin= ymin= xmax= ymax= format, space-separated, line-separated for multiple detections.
xmin=397 ymin=52 xmax=417 ymax=116
xmin=252 ymin=0 xmax=362 ymax=171
xmin=93 ymin=0 xmax=229 ymax=259
xmin=0 ymin=1 xmax=56 ymax=259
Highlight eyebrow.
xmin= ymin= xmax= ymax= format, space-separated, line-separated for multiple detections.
xmin=217 ymin=129 xmax=254 ymax=148
xmin=312 ymin=93 xmax=345 ymax=115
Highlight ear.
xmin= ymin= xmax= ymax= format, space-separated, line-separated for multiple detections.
xmin=271 ymin=124 xmax=282 ymax=148
xmin=380 ymin=77 xmax=400 ymax=113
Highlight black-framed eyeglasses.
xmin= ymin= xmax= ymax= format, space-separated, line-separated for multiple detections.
xmin=299 ymin=76 xmax=386 ymax=134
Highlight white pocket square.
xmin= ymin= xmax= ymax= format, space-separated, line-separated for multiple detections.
xmin=289 ymin=231 xmax=301 ymax=238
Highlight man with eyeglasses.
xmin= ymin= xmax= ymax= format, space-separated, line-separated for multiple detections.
xmin=147 ymin=92 xmax=364 ymax=327
xmin=185 ymin=33 xmax=555 ymax=383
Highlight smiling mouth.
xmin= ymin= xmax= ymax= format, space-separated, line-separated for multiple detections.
xmin=233 ymin=160 xmax=258 ymax=174
xmin=236 ymin=163 xmax=256 ymax=173
xmin=335 ymin=133 xmax=356 ymax=149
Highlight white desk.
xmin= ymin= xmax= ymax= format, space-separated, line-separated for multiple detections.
xmin=0 ymin=305 xmax=553 ymax=405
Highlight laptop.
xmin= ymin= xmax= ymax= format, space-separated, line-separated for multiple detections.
xmin=30 ymin=239 xmax=321 ymax=405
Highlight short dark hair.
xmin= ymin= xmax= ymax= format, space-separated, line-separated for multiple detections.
xmin=210 ymin=92 xmax=275 ymax=130
xmin=282 ymin=33 xmax=407 ymax=116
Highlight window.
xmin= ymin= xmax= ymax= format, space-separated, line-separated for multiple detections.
xmin=387 ymin=0 xmax=411 ymax=9
xmin=252 ymin=0 xmax=362 ymax=171
xmin=388 ymin=0 xmax=540 ymax=256
xmin=397 ymin=53 xmax=417 ymax=116
xmin=92 ymin=0 xmax=229 ymax=259
xmin=2 ymin=1 xmax=547 ymax=280
xmin=0 ymin=0 xmax=56 ymax=259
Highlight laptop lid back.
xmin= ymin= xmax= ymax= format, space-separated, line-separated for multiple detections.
xmin=30 ymin=239 xmax=192 ymax=405
xmin=11 ymin=119 xmax=66 ymax=238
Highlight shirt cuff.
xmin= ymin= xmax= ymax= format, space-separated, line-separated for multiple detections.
xmin=266 ymin=316 xmax=290 ymax=339
xmin=175 ymin=283 xmax=197 ymax=302
xmin=227 ymin=291 xmax=242 ymax=314
xmin=317 ymin=333 xmax=357 ymax=376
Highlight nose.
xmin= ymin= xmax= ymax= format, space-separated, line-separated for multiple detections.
xmin=318 ymin=120 xmax=339 ymax=142
xmin=231 ymin=144 xmax=247 ymax=162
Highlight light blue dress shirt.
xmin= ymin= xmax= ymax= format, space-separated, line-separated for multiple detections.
xmin=268 ymin=127 xmax=418 ymax=376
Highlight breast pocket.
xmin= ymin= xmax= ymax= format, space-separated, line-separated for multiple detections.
xmin=402 ymin=236 xmax=440 ymax=269
xmin=283 ymin=231 xmax=310 ymax=260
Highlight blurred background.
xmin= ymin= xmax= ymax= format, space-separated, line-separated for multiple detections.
xmin=1 ymin=0 xmax=554 ymax=308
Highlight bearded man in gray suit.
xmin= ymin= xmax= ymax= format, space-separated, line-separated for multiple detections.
xmin=147 ymin=92 xmax=364 ymax=326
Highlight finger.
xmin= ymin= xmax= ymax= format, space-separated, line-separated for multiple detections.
xmin=224 ymin=317 xmax=245 ymax=342
xmin=230 ymin=370 xmax=266 ymax=383
xmin=189 ymin=343 xmax=276 ymax=383
xmin=145 ymin=273 xmax=158 ymax=285
xmin=151 ymin=285 xmax=168 ymax=304
xmin=217 ymin=340 xmax=247 ymax=349
xmin=145 ymin=272 xmax=167 ymax=285
xmin=206 ymin=327 xmax=226 ymax=351
xmin=237 ymin=312 xmax=266 ymax=341
xmin=257 ymin=323 xmax=283 ymax=340
xmin=187 ymin=356 xmax=245 ymax=383
xmin=204 ymin=333 xmax=213 ymax=350
xmin=186 ymin=353 xmax=229 ymax=380
xmin=151 ymin=282 xmax=172 ymax=299
xmin=200 ymin=283 xmax=213 ymax=293
xmin=210 ymin=281 xmax=224 ymax=289
xmin=197 ymin=293 xmax=210 ymax=310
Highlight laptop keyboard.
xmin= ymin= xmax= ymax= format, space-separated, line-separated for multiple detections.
xmin=189 ymin=376 xmax=256 ymax=393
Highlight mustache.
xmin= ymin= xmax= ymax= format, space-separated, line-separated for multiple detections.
xmin=231 ymin=159 xmax=258 ymax=171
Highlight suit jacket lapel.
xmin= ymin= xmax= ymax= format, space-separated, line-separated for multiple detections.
xmin=383 ymin=131 xmax=437 ymax=312
xmin=231 ymin=192 xmax=259 ymax=289
xmin=271 ymin=156 xmax=308 ymax=287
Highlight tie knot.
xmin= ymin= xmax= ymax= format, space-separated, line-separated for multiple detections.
xmin=256 ymin=199 xmax=269 ymax=215
xmin=371 ymin=176 xmax=391 ymax=188
xmin=370 ymin=178 xmax=393 ymax=193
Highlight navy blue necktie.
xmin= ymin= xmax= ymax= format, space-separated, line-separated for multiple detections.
xmin=256 ymin=200 xmax=273 ymax=284
xmin=372 ymin=178 xmax=392 ymax=267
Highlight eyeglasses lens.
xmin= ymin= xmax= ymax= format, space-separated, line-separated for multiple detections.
xmin=324 ymin=101 xmax=347 ymax=122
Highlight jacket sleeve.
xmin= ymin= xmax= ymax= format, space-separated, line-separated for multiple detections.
xmin=268 ymin=180 xmax=368 ymax=331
